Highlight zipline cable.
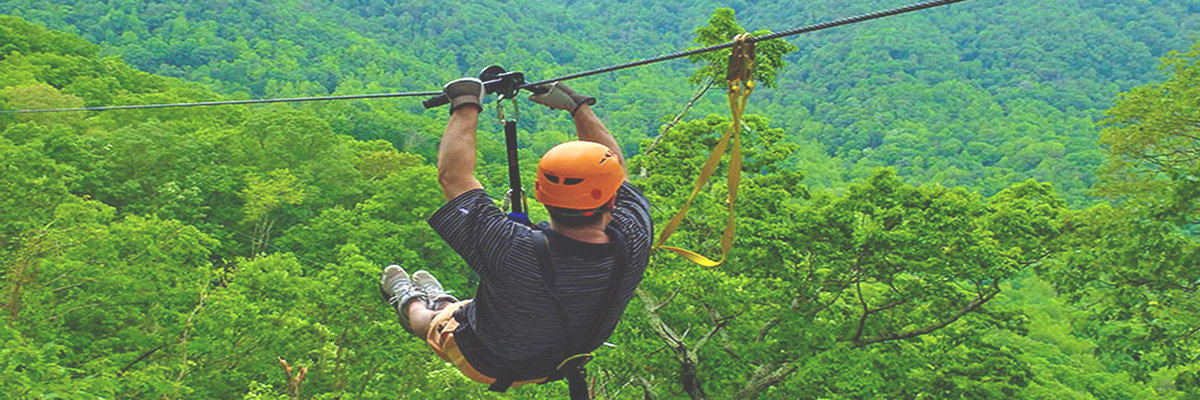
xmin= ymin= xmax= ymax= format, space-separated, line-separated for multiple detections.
xmin=0 ymin=0 xmax=968 ymax=114
xmin=2 ymin=91 xmax=441 ymax=114
xmin=520 ymin=0 xmax=968 ymax=89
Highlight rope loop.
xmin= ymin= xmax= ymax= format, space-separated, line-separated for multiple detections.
xmin=654 ymin=33 xmax=756 ymax=268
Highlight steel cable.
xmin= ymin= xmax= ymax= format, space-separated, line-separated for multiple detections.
xmin=3 ymin=91 xmax=441 ymax=114
xmin=522 ymin=0 xmax=969 ymax=88
xmin=1 ymin=0 xmax=968 ymax=114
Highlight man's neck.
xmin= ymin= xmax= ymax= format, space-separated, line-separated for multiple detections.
xmin=549 ymin=223 xmax=610 ymax=244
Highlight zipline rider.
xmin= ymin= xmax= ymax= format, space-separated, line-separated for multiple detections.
xmin=380 ymin=78 xmax=653 ymax=396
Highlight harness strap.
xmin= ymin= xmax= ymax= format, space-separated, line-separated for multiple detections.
xmin=487 ymin=228 xmax=628 ymax=399
xmin=577 ymin=228 xmax=629 ymax=348
xmin=488 ymin=378 xmax=516 ymax=393
xmin=562 ymin=360 xmax=590 ymax=400
xmin=532 ymin=230 xmax=571 ymax=347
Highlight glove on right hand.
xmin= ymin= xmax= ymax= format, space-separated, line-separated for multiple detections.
xmin=444 ymin=78 xmax=485 ymax=115
xmin=529 ymin=82 xmax=596 ymax=116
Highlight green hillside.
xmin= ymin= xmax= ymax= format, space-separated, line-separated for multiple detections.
xmin=0 ymin=1 xmax=1197 ymax=398
xmin=4 ymin=0 xmax=1197 ymax=199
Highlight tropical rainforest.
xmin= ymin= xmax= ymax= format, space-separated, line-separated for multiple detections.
xmin=0 ymin=0 xmax=1197 ymax=398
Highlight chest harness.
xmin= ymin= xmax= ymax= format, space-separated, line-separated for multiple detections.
xmin=484 ymin=228 xmax=629 ymax=400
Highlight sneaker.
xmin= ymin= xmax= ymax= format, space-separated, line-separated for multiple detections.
xmin=412 ymin=270 xmax=459 ymax=309
xmin=379 ymin=265 xmax=425 ymax=334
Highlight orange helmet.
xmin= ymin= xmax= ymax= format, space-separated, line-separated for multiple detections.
xmin=535 ymin=141 xmax=625 ymax=211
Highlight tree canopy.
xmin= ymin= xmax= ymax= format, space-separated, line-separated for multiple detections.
xmin=1 ymin=2 xmax=1198 ymax=398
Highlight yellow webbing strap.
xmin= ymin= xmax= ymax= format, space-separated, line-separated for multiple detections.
xmin=654 ymin=34 xmax=756 ymax=267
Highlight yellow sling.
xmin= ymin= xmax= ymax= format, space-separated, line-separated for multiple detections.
xmin=654 ymin=33 xmax=756 ymax=267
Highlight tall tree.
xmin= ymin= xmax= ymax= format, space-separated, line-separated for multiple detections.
xmin=1045 ymin=40 xmax=1200 ymax=382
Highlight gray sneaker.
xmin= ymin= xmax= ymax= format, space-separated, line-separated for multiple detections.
xmin=412 ymin=270 xmax=458 ymax=309
xmin=379 ymin=265 xmax=425 ymax=333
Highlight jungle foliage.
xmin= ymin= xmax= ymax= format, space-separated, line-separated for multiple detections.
xmin=0 ymin=1 xmax=1198 ymax=399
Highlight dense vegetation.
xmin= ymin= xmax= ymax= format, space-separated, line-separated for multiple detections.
xmin=0 ymin=0 xmax=1197 ymax=398
xmin=5 ymin=0 xmax=1198 ymax=199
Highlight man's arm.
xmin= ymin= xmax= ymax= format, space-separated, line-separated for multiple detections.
xmin=572 ymin=104 xmax=625 ymax=172
xmin=530 ymin=82 xmax=627 ymax=178
xmin=436 ymin=78 xmax=486 ymax=200
xmin=437 ymin=107 xmax=483 ymax=200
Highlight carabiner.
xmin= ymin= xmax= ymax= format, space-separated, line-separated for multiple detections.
xmin=496 ymin=95 xmax=519 ymax=124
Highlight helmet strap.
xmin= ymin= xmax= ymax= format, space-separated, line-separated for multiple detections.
xmin=603 ymin=196 xmax=617 ymax=211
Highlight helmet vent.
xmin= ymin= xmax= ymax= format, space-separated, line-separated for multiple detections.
xmin=544 ymin=173 xmax=583 ymax=185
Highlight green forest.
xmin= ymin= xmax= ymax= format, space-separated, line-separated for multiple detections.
xmin=0 ymin=0 xmax=1197 ymax=398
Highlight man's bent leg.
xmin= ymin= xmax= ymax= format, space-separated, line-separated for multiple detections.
xmin=422 ymin=300 xmax=549 ymax=388
xmin=407 ymin=301 xmax=442 ymax=340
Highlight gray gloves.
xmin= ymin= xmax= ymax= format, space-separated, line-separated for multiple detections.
xmin=444 ymin=79 xmax=595 ymax=116
xmin=444 ymin=78 xmax=485 ymax=115
xmin=529 ymin=82 xmax=596 ymax=116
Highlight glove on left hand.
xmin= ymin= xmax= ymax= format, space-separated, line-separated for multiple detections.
xmin=444 ymin=78 xmax=485 ymax=115
xmin=529 ymin=82 xmax=596 ymax=116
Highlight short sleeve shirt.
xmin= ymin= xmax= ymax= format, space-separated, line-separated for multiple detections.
xmin=428 ymin=183 xmax=652 ymax=372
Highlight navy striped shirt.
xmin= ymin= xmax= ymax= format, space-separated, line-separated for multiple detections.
xmin=428 ymin=183 xmax=652 ymax=377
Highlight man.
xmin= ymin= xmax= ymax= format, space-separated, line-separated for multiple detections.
xmin=379 ymin=78 xmax=653 ymax=394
